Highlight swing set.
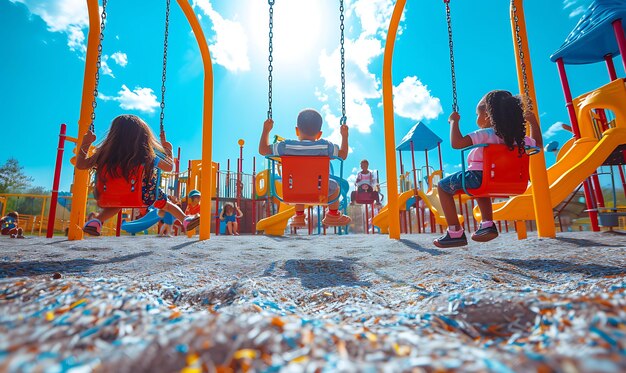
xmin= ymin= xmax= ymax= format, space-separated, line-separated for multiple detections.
xmin=68 ymin=0 xmax=214 ymax=240
xmin=381 ymin=0 xmax=554 ymax=239
xmin=265 ymin=0 xmax=348 ymax=207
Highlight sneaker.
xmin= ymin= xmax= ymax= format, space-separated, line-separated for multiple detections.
xmin=290 ymin=214 xmax=307 ymax=228
xmin=9 ymin=234 xmax=16 ymax=239
xmin=433 ymin=230 xmax=468 ymax=248
xmin=322 ymin=213 xmax=352 ymax=227
xmin=471 ymin=223 xmax=499 ymax=242
xmin=183 ymin=216 xmax=200 ymax=231
xmin=83 ymin=219 xmax=102 ymax=236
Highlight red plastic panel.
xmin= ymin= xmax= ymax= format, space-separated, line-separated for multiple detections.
xmin=280 ymin=156 xmax=330 ymax=204
xmin=96 ymin=166 xmax=146 ymax=208
xmin=466 ymin=144 xmax=530 ymax=198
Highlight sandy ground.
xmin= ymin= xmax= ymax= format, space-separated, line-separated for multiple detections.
xmin=1 ymin=231 xmax=625 ymax=372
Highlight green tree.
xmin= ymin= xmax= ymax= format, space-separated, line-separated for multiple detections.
xmin=0 ymin=158 xmax=33 ymax=193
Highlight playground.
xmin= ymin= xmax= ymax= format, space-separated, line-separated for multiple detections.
xmin=1 ymin=0 xmax=626 ymax=371
xmin=1 ymin=231 xmax=624 ymax=371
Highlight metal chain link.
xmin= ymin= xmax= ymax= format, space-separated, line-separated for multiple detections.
xmin=160 ymin=0 xmax=171 ymax=136
xmin=339 ymin=0 xmax=346 ymax=125
xmin=444 ymin=0 xmax=458 ymax=113
xmin=512 ymin=1 xmax=532 ymax=113
xmin=267 ymin=0 xmax=275 ymax=119
xmin=90 ymin=0 xmax=108 ymax=132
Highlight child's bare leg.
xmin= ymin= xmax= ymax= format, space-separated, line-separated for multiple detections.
xmin=437 ymin=185 xmax=461 ymax=230
xmin=162 ymin=201 xmax=186 ymax=222
xmin=295 ymin=204 xmax=305 ymax=214
xmin=95 ymin=208 xmax=122 ymax=223
xmin=233 ymin=222 xmax=239 ymax=235
xmin=475 ymin=197 xmax=493 ymax=222
xmin=226 ymin=222 xmax=234 ymax=235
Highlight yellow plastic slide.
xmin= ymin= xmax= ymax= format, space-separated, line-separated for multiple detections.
xmin=485 ymin=128 xmax=626 ymax=221
xmin=256 ymin=180 xmax=296 ymax=236
xmin=372 ymin=189 xmax=464 ymax=233
xmin=256 ymin=202 xmax=295 ymax=236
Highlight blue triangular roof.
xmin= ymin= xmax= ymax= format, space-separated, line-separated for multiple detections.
xmin=551 ymin=0 xmax=626 ymax=64
xmin=396 ymin=122 xmax=442 ymax=152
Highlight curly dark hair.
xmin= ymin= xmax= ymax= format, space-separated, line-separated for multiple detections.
xmin=479 ymin=90 xmax=526 ymax=156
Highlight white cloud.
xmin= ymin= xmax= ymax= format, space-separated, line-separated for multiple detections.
xmin=110 ymin=52 xmax=128 ymax=67
xmin=100 ymin=85 xmax=160 ymax=114
xmin=10 ymin=0 xmax=89 ymax=54
xmin=101 ymin=56 xmax=114 ymax=78
xmin=192 ymin=0 xmax=250 ymax=72
xmin=544 ymin=121 xmax=566 ymax=139
xmin=393 ymin=76 xmax=443 ymax=121
xmin=316 ymin=0 xmax=422 ymax=147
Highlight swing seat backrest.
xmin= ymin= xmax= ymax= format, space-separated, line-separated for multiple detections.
xmin=279 ymin=156 xmax=331 ymax=205
xmin=354 ymin=191 xmax=376 ymax=204
xmin=462 ymin=144 xmax=530 ymax=198
xmin=95 ymin=166 xmax=145 ymax=208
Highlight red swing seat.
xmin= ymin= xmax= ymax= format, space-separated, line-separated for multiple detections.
xmin=459 ymin=144 xmax=531 ymax=198
xmin=353 ymin=189 xmax=377 ymax=204
xmin=278 ymin=156 xmax=331 ymax=205
xmin=95 ymin=166 xmax=146 ymax=208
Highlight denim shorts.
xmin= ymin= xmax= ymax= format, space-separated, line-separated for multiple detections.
xmin=438 ymin=171 xmax=483 ymax=195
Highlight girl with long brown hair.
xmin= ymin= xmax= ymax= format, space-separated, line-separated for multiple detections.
xmin=76 ymin=114 xmax=199 ymax=236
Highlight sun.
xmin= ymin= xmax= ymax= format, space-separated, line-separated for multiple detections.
xmin=246 ymin=0 xmax=334 ymax=68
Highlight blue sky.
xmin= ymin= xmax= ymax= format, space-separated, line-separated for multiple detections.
xmin=0 ymin=0 xmax=621 ymax=195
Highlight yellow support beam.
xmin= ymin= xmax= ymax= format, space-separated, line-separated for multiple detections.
xmin=381 ymin=0 xmax=406 ymax=240
xmin=510 ymin=0 xmax=555 ymax=238
xmin=177 ymin=0 xmax=214 ymax=240
xmin=68 ymin=0 xmax=100 ymax=240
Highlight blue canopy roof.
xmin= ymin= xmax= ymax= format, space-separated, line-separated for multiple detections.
xmin=551 ymin=0 xmax=626 ymax=65
xmin=396 ymin=122 xmax=442 ymax=152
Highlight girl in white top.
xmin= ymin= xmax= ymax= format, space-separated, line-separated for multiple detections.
xmin=434 ymin=90 xmax=543 ymax=248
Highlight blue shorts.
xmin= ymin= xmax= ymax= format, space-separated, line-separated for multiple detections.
xmin=223 ymin=215 xmax=237 ymax=223
xmin=438 ymin=171 xmax=483 ymax=195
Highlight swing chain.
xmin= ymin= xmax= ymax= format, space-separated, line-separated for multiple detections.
xmin=90 ymin=0 xmax=108 ymax=133
xmin=160 ymin=0 xmax=171 ymax=136
xmin=512 ymin=1 xmax=532 ymax=112
xmin=444 ymin=0 xmax=458 ymax=113
xmin=267 ymin=0 xmax=275 ymax=119
xmin=339 ymin=0 xmax=346 ymax=125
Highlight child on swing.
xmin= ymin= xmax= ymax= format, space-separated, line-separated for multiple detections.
xmin=434 ymin=90 xmax=542 ymax=248
xmin=259 ymin=108 xmax=352 ymax=228
xmin=220 ymin=202 xmax=243 ymax=235
xmin=76 ymin=114 xmax=200 ymax=236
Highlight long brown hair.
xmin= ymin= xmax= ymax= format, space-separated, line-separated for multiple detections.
xmin=478 ymin=90 xmax=526 ymax=155
xmin=94 ymin=115 xmax=164 ymax=181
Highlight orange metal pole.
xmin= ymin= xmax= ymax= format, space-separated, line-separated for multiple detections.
xmin=68 ymin=0 xmax=101 ymax=240
xmin=381 ymin=0 xmax=406 ymax=239
xmin=177 ymin=0 xmax=214 ymax=240
xmin=510 ymin=0 xmax=555 ymax=238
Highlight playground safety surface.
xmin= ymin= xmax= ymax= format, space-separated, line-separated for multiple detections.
xmin=1 ymin=231 xmax=625 ymax=372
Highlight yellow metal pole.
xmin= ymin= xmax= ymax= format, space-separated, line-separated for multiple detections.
xmin=68 ymin=0 xmax=100 ymax=241
xmin=39 ymin=197 xmax=47 ymax=236
xmin=177 ymin=0 xmax=214 ymax=240
xmin=381 ymin=0 xmax=406 ymax=240
xmin=510 ymin=0 xmax=555 ymax=238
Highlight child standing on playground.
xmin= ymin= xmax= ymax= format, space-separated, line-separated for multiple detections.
xmin=185 ymin=190 xmax=201 ymax=217
xmin=434 ymin=90 xmax=542 ymax=248
xmin=259 ymin=108 xmax=351 ymax=228
xmin=1 ymin=211 xmax=24 ymax=238
xmin=76 ymin=114 xmax=200 ymax=236
xmin=220 ymin=202 xmax=243 ymax=235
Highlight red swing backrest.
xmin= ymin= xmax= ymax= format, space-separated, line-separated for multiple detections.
xmin=95 ymin=166 xmax=146 ymax=208
xmin=354 ymin=191 xmax=376 ymax=204
xmin=465 ymin=144 xmax=530 ymax=198
xmin=279 ymin=156 xmax=330 ymax=204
